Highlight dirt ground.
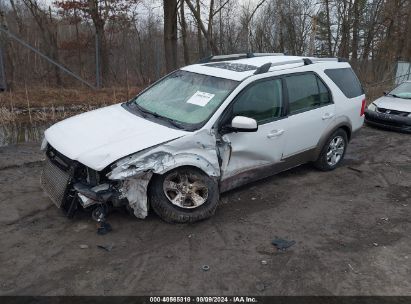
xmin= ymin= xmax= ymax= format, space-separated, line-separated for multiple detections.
xmin=0 ymin=126 xmax=410 ymax=296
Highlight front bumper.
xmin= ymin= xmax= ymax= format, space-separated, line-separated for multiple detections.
xmin=364 ymin=109 xmax=411 ymax=133
xmin=41 ymin=145 xmax=121 ymax=217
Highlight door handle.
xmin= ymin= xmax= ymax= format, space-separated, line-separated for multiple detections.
xmin=322 ymin=113 xmax=334 ymax=120
xmin=267 ymin=129 xmax=284 ymax=138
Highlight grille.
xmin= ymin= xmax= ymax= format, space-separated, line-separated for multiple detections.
xmin=377 ymin=107 xmax=410 ymax=117
xmin=41 ymin=157 xmax=72 ymax=208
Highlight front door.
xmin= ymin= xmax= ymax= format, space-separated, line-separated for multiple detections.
xmin=219 ymin=78 xmax=287 ymax=180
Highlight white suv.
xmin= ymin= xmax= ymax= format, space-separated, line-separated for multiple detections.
xmin=41 ymin=54 xmax=366 ymax=223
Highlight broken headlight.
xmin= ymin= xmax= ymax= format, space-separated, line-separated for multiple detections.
xmin=367 ymin=103 xmax=377 ymax=112
xmin=41 ymin=137 xmax=48 ymax=151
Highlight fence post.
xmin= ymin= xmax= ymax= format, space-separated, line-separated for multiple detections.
xmin=95 ymin=33 xmax=101 ymax=89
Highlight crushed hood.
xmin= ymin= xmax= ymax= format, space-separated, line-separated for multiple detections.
xmin=374 ymin=96 xmax=411 ymax=113
xmin=44 ymin=104 xmax=187 ymax=171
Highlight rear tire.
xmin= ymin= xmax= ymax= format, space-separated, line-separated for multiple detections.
xmin=149 ymin=167 xmax=219 ymax=223
xmin=314 ymin=129 xmax=348 ymax=171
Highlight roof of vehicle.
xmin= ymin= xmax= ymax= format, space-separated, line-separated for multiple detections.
xmin=182 ymin=54 xmax=349 ymax=81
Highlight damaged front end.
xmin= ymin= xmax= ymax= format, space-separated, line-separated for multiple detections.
xmin=40 ymin=129 xmax=221 ymax=221
xmin=40 ymin=144 xmax=127 ymax=218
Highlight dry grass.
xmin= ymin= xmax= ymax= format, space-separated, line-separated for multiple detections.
xmin=0 ymin=107 xmax=17 ymax=124
xmin=0 ymin=86 xmax=142 ymax=108
xmin=0 ymin=86 xmax=143 ymax=124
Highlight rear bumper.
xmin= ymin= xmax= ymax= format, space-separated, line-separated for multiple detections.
xmin=364 ymin=110 xmax=411 ymax=133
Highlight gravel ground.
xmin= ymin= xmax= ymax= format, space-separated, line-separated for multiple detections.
xmin=0 ymin=126 xmax=410 ymax=296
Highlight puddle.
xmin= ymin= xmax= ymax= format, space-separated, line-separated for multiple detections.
xmin=0 ymin=123 xmax=50 ymax=147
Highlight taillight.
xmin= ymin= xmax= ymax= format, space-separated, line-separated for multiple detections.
xmin=360 ymin=98 xmax=366 ymax=116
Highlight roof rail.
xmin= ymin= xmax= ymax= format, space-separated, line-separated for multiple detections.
xmin=197 ymin=52 xmax=285 ymax=63
xmin=254 ymin=62 xmax=272 ymax=75
xmin=310 ymin=58 xmax=338 ymax=62
xmin=198 ymin=53 xmax=249 ymax=63
xmin=251 ymin=53 xmax=285 ymax=57
xmin=303 ymin=58 xmax=313 ymax=65
xmin=253 ymin=57 xmax=314 ymax=75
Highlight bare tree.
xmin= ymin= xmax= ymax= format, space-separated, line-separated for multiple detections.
xmin=163 ymin=0 xmax=178 ymax=72
xmin=22 ymin=0 xmax=62 ymax=85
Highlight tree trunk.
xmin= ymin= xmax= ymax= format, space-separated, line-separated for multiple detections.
xmin=180 ymin=1 xmax=190 ymax=65
xmin=406 ymin=2 xmax=411 ymax=60
xmin=163 ymin=0 xmax=178 ymax=73
xmin=338 ymin=0 xmax=352 ymax=59
xmin=206 ymin=0 xmax=214 ymax=55
xmin=185 ymin=0 xmax=219 ymax=55
xmin=88 ymin=0 xmax=107 ymax=87
xmin=324 ymin=0 xmax=333 ymax=56
xmin=351 ymin=0 xmax=359 ymax=64
xmin=96 ymin=22 xmax=108 ymax=86
xmin=196 ymin=0 xmax=203 ymax=58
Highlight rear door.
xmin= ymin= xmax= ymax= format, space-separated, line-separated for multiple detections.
xmin=281 ymin=72 xmax=335 ymax=158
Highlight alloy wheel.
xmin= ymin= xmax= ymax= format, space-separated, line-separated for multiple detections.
xmin=163 ymin=171 xmax=209 ymax=209
xmin=326 ymin=135 xmax=345 ymax=166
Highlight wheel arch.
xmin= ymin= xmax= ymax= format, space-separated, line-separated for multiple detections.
xmin=313 ymin=120 xmax=352 ymax=161
xmin=151 ymin=153 xmax=220 ymax=177
xmin=147 ymin=155 xmax=220 ymax=202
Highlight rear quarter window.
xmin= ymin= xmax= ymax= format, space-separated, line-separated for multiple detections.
xmin=324 ymin=68 xmax=364 ymax=98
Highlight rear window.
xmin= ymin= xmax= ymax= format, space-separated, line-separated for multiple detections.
xmin=324 ymin=68 xmax=364 ymax=98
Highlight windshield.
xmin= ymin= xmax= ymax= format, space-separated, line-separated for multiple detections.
xmin=130 ymin=70 xmax=239 ymax=127
xmin=390 ymin=82 xmax=411 ymax=99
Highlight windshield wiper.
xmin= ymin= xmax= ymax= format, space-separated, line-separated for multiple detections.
xmin=387 ymin=93 xmax=400 ymax=98
xmin=133 ymin=104 xmax=185 ymax=129
xmin=151 ymin=112 xmax=186 ymax=129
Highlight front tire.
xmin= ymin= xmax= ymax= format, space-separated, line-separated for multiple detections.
xmin=314 ymin=129 xmax=348 ymax=171
xmin=149 ymin=167 xmax=219 ymax=223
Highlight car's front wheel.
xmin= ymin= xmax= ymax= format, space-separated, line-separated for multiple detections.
xmin=149 ymin=167 xmax=219 ymax=223
xmin=314 ymin=129 xmax=348 ymax=171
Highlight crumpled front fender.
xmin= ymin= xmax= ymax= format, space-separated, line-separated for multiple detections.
xmin=106 ymin=130 xmax=221 ymax=219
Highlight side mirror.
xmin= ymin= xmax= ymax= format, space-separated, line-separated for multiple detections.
xmin=230 ymin=116 xmax=258 ymax=132
xmin=383 ymin=91 xmax=388 ymax=96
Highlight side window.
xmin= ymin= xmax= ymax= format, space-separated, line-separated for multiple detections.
xmin=317 ymin=77 xmax=332 ymax=105
xmin=285 ymin=73 xmax=331 ymax=114
xmin=232 ymin=78 xmax=283 ymax=124
xmin=324 ymin=68 xmax=364 ymax=98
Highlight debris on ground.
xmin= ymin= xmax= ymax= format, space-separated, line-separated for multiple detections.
xmin=202 ymin=265 xmax=210 ymax=271
xmin=271 ymin=238 xmax=296 ymax=251
xmin=73 ymin=223 xmax=89 ymax=233
xmin=261 ymin=260 xmax=268 ymax=265
xmin=348 ymin=263 xmax=359 ymax=274
xmin=347 ymin=166 xmax=363 ymax=173
xmin=79 ymin=244 xmax=89 ymax=249
xmin=97 ymin=222 xmax=112 ymax=235
xmin=256 ymin=282 xmax=265 ymax=291
xmin=97 ymin=244 xmax=114 ymax=252
xmin=373 ymin=243 xmax=379 ymax=247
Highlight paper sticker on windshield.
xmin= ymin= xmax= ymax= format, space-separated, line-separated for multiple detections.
xmin=186 ymin=91 xmax=215 ymax=107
